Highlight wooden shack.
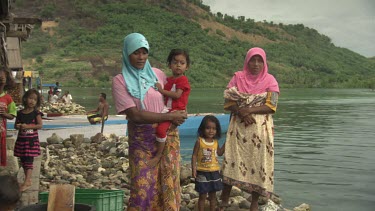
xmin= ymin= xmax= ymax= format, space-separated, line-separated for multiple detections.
xmin=6 ymin=37 xmax=23 ymax=103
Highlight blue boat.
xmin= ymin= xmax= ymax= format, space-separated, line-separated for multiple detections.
xmin=42 ymin=83 xmax=58 ymax=87
xmin=7 ymin=114 xmax=231 ymax=135
xmin=178 ymin=114 xmax=230 ymax=136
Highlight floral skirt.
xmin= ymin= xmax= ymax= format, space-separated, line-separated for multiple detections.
xmin=222 ymin=114 xmax=275 ymax=197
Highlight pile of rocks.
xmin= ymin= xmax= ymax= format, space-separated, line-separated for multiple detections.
xmin=40 ymin=133 xmax=310 ymax=211
xmin=40 ymin=102 xmax=86 ymax=115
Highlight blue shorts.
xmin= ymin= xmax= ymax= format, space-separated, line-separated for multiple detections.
xmin=195 ymin=171 xmax=223 ymax=194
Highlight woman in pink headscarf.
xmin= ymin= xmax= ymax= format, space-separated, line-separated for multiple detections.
xmin=219 ymin=47 xmax=279 ymax=211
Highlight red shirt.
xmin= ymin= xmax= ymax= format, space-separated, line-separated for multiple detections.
xmin=163 ymin=75 xmax=190 ymax=111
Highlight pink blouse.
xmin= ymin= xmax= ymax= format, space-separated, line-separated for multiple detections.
xmin=112 ymin=68 xmax=167 ymax=114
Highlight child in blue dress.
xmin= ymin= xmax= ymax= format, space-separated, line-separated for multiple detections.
xmin=192 ymin=115 xmax=225 ymax=211
xmin=14 ymin=89 xmax=43 ymax=191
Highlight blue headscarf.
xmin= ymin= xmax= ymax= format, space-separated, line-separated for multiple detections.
xmin=122 ymin=33 xmax=158 ymax=107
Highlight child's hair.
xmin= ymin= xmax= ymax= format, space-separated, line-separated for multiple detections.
xmin=100 ymin=92 xmax=106 ymax=100
xmin=0 ymin=68 xmax=15 ymax=90
xmin=0 ymin=175 xmax=21 ymax=208
xmin=197 ymin=115 xmax=222 ymax=139
xmin=22 ymin=88 xmax=41 ymax=108
xmin=167 ymin=49 xmax=190 ymax=67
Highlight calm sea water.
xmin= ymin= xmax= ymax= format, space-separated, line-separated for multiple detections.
xmin=274 ymin=89 xmax=375 ymax=210
xmin=55 ymin=87 xmax=375 ymax=211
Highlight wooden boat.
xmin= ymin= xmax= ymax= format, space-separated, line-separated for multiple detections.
xmin=46 ymin=112 xmax=63 ymax=117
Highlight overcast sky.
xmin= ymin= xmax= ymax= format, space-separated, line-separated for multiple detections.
xmin=203 ymin=0 xmax=375 ymax=58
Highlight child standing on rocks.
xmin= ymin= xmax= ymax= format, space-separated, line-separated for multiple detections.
xmin=192 ymin=115 xmax=225 ymax=211
xmin=14 ymin=89 xmax=43 ymax=192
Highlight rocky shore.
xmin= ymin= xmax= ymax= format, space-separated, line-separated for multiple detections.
xmin=39 ymin=132 xmax=311 ymax=211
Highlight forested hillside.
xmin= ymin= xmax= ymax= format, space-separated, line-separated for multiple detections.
xmin=13 ymin=0 xmax=375 ymax=88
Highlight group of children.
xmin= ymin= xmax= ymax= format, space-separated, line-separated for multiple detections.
xmin=0 ymin=68 xmax=42 ymax=210
xmin=0 ymin=49 xmax=225 ymax=210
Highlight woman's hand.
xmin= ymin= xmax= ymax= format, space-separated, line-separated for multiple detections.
xmin=170 ymin=110 xmax=187 ymax=126
xmin=155 ymin=82 xmax=162 ymax=91
xmin=237 ymin=107 xmax=256 ymax=126
xmin=237 ymin=107 xmax=248 ymax=118
xmin=241 ymin=114 xmax=256 ymax=127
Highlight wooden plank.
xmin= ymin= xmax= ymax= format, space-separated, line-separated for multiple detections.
xmin=47 ymin=184 xmax=75 ymax=211
xmin=6 ymin=30 xmax=28 ymax=39
xmin=12 ymin=17 xmax=42 ymax=24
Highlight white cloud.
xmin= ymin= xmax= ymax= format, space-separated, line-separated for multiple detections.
xmin=203 ymin=0 xmax=375 ymax=57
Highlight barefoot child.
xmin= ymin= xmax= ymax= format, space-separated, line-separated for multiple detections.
xmin=0 ymin=68 xmax=17 ymax=166
xmin=14 ymin=89 xmax=43 ymax=191
xmin=192 ymin=115 xmax=225 ymax=211
xmin=148 ymin=49 xmax=191 ymax=167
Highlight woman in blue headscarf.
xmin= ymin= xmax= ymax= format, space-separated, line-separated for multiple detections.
xmin=112 ymin=33 xmax=187 ymax=210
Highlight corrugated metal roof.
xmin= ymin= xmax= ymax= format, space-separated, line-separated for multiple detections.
xmin=7 ymin=37 xmax=22 ymax=69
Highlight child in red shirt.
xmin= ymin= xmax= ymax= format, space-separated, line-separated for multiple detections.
xmin=148 ymin=49 xmax=191 ymax=167
xmin=0 ymin=68 xmax=16 ymax=166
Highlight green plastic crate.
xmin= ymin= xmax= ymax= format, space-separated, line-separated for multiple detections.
xmin=39 ymin=188 xmax=124 ymax=211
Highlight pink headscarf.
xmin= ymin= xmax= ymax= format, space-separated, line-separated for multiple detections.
xmin=227 ymin=47 xmax=279 ymax=94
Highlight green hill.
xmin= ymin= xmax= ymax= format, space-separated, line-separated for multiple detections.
xmin=13 ymin=0 xmax=375 ymax=88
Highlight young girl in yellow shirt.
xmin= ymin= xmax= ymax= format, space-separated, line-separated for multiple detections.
xmin=192 ymin=115 xmax=225 ymax=211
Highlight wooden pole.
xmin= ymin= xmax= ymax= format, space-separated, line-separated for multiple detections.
xmin=47 ymin=184 xmax=75 ymax=211
xmin=100 ymin=114 xmax=105 ymax=134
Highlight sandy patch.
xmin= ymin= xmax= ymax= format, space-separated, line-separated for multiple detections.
xmin=41 ymin=21 xmax=59 ymax=36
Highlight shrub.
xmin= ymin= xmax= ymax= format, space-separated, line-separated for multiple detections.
xmin=216 ymin=29 xmax=226 ymax=37
xmin=36 ymin=56 xmax=43 ymax=64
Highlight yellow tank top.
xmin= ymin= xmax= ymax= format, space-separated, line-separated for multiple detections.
xmin=196 ymin=137 xmax=220 ymax=172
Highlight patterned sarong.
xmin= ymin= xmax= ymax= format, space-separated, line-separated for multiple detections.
xmin=159 ymin=128 xmax=181 ymax=211
xmin=222 ymin=88 xmax=275 ymax=197
xmin=127 ymin=122 xmax=161 ymax=211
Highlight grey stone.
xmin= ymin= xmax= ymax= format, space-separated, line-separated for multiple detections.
xmin=70 ymin=134 xmax=84 ymax=147
xmin=46 ymin=133 xmax=63 ymax=144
